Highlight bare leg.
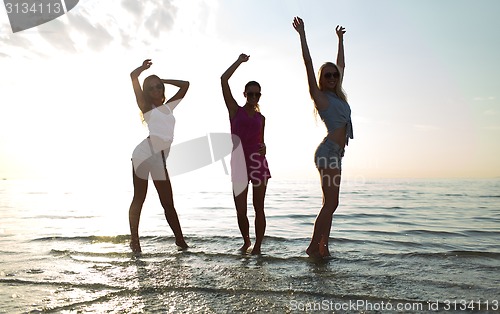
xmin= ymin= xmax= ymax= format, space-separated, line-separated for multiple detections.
xmin=251 ymin=179 xmax=268 ymax=255
xmin=153 ymin=174 xmax=188 ymax=249
xmin=233 ymin=184 xmax=251 ymax=252
xmin=306 ymin=168 xmax=341 ymax=258
xmin=129 ymin=166 xmax=148 ymax=253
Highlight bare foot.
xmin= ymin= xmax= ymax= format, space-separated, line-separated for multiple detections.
xmin=239 ymin=242 xmax=251 ymax=253
xmin=318 ymin=237 xmax=331 ymax=258
xmin=306 ymin=246 xmax=322 ymax=259
xmin=250 ymin=246 xmax=261 ymax=255
xmin=130 ymin=240 xmax=142 ymax=254
xmin=175 ymin=240 xmax=189 ymax=250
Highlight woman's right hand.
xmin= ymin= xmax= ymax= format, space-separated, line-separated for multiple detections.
xmin=131 ymin=59 xmax=152 ymax=79
xmin=238 ymin=54 xmax=250 ymax=63
xmin=335 ymin=25 xmax=346 ymax=39
xmin=292 ymin=16 xmax=305 ymax=34
xmin=141 ymin=59 xmax=152 ymax=70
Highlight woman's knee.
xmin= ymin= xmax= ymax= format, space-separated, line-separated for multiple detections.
xmin=159 ymin=198 xmax=175 ymax=212
xmin=235 ymin=206 xmax=248 ymax=218
xmin=253 ymin=202 xmax=265 ymax=213
xmin=131 ymin=195 xmax=146 ymax=207
xmin=254 ymin=208 xmax=265 ymax=219
xmin=321 ymin=200 xmax=339 ymax=214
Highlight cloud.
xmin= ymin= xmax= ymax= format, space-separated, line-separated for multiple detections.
xmin=0 ymin=25 xmax=37 ymax=57
xmin=67 ymin=13 xmax=113 ymax=51
xmin=2 ymin=0 xmax=180 ymax=57
xmin=144 ymin=4 xmax=177 ymax=38
xmin=119 ymin=29 xmax=134 ymax=49
xmin=37 ymin=19 xmax=77 ymax=53
xmin=121 ymin=0 xmax=144 ymax=16
xmin=114 ymin=0 xmax=180 ymax=49
xmin=120 ymin=0 xmax=177 ymax=39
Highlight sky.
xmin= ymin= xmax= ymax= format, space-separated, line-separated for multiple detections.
xmin=1 ymin=0 xmax=499 ymax=186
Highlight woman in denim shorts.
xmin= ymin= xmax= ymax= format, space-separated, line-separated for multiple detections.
xmin=293 ymin=17 xmax=354 ymax=258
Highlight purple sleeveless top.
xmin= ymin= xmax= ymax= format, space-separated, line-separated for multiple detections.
xmin=230 ymin=106 xmax=263 ymax=154
xmin=230 ymin=106 xmax=271 ymax=183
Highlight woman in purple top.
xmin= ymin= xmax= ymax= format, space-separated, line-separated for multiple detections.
xmin=221 ymin=53 xmax=271 ymax=255
xmin=293 ymin=17 xmax=353 ymax=258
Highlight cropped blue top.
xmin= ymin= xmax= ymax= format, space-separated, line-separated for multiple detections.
xmin=318 ymin=91 xmax=354 ymax=145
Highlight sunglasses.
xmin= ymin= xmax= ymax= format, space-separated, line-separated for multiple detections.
xmin=323 ymin=72 xmax=340 ymax=79
xmin=246 ymin=92 xmax=261 ymax=98
xmin=146 ymin=83 xmax=164 ymax=92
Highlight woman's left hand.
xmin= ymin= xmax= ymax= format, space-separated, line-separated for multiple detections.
xmin=292 ymin=16 xmax=305 ymax=35
xmin=259 ymin=143 xmax=266 ymax=156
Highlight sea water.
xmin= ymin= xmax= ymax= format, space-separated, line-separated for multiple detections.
xmin=0 ymin=178 xmax=499 ymax=313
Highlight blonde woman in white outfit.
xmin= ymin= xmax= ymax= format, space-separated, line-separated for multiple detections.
xmin=129 ymin=59 xmax=189 ymax=254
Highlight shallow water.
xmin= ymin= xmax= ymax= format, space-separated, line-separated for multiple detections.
xmin=0 ymin=178 xmax=499 ymax=313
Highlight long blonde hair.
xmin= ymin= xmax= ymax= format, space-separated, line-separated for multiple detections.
xmin=314 ymin=62 xmax=348 ymax=119
xmin=318 ymin=62 xmax=347 ymax=102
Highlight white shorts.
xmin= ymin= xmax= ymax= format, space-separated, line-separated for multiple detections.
xmin=132 ymin=138 xmax=171 ymax=180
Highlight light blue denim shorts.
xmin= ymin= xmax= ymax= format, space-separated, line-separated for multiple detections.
xmin=314 ymin=137 xmax=345 ymax=170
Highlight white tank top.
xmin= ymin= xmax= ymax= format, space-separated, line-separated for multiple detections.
xmin=144 ymin=104 xmax=175 ymax=142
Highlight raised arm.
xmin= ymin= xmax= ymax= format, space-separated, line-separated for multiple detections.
xmin=221 ymin=54 xmax=249 ymax=119
xmin=292 ymin=17 xmax=327 ymax=109
xmin=130 ymin=59 xmax=152 ymax=113
xmin=163 ymin=79 xmax=190 ymax=111
xmin=335 ymin=25 xmax=346 ymax=80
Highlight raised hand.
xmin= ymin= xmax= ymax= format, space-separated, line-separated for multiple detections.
xmin=238 ymin=54 xmax=250 ymax=63
xmin=141 ymin=59 xmax=152 ymax=70
xmin=292 ymin=16 xmax=305 ymax=34
xmin=335 ymin=25 xmax=346 ymax=39
xmin=131 ymin=59 xmax=152 ymax=81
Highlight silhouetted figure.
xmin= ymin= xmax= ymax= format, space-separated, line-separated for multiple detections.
xmin=129 ymin=59 xmax=189 ymax=254
xmin=293 ymin=17 xmax=353 ymax=258
xmin=221 ymin=54 xmax=271 ymax=255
